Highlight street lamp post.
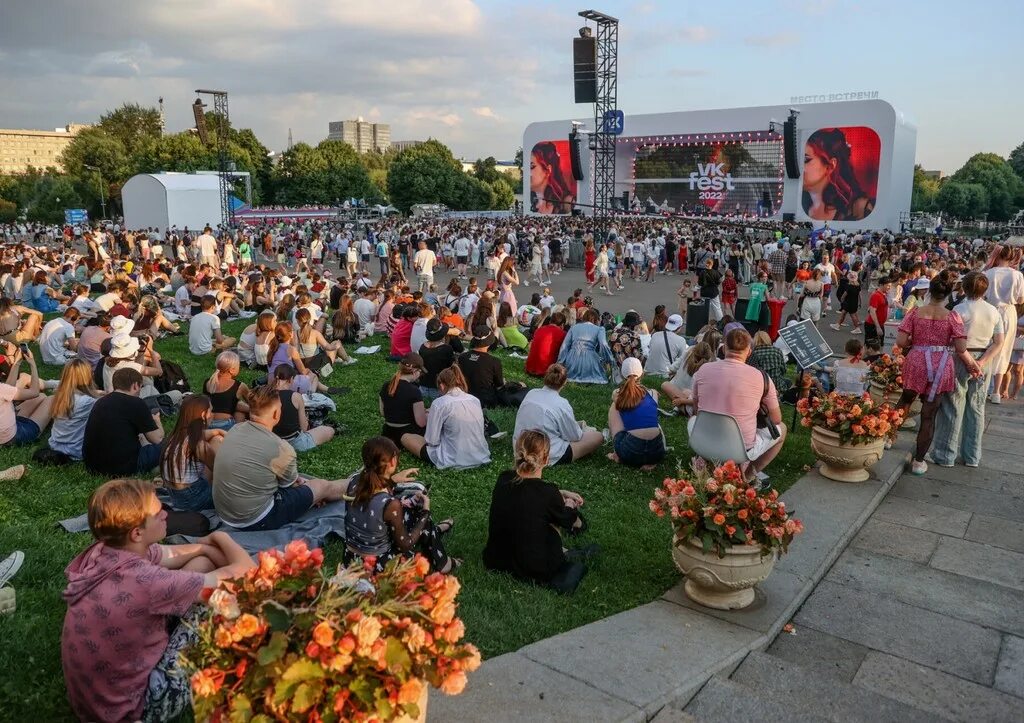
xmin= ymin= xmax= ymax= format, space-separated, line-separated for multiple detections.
xmin=83 ymin=164 xmax=107 ymax=220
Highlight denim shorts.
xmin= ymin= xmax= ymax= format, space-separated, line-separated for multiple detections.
xmin=233 ymin=485 xmax=315 ymax=532
xmin=286 ymin=431 xmax=316 ymax=452
xmin=613 ymin=431 xmax=666 ymax=468
xmin=11 ymin=417 xmax=40 ymax=445
xmin=208 ymin=418 xmax=235 ymax=431
xmin=167 ymin=477 xmax=214 ymax=512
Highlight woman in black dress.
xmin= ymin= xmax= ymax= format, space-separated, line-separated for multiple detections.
xmin=482 ymin=430 xmax=593 ymax=593
xmin=831 ymin=263 xmax=864 ymax=334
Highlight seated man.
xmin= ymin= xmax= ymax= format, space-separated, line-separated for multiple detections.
xmin=513 ymin=363 xmax=603 ymax=465
xmin=84 ymin=367 xmax=164 ymax=475
xmin=212 ymin=385 xmax=346 ymax=531
xmin=689 ymin=328 xmax=787 ymax=486
xmin=62 ymin=478 xmax=253 ymax=723
xmin=457 ymin=326 xmax=505 ymax=408
xmin=188 ymin=295 xmax=236 ymax=355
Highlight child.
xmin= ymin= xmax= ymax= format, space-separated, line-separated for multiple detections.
xmin=721 ymin=269 xmax=738 ymax=318
xmin=62 ymin=479 xmax=253 ymax=723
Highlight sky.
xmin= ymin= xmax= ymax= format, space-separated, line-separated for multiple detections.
xmin=0 ymin=0 xmax=1020 ymax=173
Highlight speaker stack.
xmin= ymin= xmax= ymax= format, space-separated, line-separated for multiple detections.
xmin=783 ymin=115 xmax=800 ymax=179
xmin=573 ymin=37 xmax=597 ymax=104
xmin=568 ymin=130 xmax=584 ymax=181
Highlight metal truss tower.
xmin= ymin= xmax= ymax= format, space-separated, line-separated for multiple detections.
xmin=195 ymin=89 xmax=233 ymax=228
xmin=579 ymin=10 xmax=619 ymax=236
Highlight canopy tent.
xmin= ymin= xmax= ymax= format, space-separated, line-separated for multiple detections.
xmin=121 ymin=173 xmax=222 ymax=233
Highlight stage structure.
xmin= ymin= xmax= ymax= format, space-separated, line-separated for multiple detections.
xmin=578 ymin=9 xmax=619 ymax=232
xmin=194 ymin=89 xmax=233 ymax=228
xmin=524 ymin=99 xmax=916 ymax=231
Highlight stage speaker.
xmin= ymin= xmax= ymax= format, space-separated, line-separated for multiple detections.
xmin=622 ymin=190 xmax=630 ymax=210
xmin=761 ymin=190 xmax=772 ymax=214
xmin=568 ymin=131 xmax=584 ymax=181
xmin=573 ymin=37 xmax=597 ymax=104
xmin=192 ymin=99 xmax=209 ymax=145
xmin=783 ymin=212 xmax=796 ymax=222
xmin=685 ymin=301 xmax=709 ymax=337
xmin=783 ymin=115 xmax=800 ymax=179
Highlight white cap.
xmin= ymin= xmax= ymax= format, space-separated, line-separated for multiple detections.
xmin=621 ymin=357 xmax=644 ymax=379
xmin=665 ymin=314 xmax=684 ymax=332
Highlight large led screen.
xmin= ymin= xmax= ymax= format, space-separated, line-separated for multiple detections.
xmin=801 ymin=126 xmax=880 ymax=221
xmin=529 ymin=140 xmax=577 ymax=215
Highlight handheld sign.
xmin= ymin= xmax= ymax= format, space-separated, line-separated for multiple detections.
xmin=778 ymin=319 xmax=832 ymax=370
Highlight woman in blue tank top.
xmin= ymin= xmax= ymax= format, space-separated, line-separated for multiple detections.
xmin=607 ymin=357 xmax=666 ymax=470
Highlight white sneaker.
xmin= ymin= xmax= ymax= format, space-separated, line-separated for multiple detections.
xmin=910 ymin=460 xmax=928 ymax=475
xmin=829 ymin=323 xmax=842 ymax=331
xmin=851 ymin=327 xmax=862 ymax=335
xmin=0 ymin=551 xmax=24 ymax=586
xmin=924 ymin=453 xmax=953 ymax=468
xmin=990 ymin=392 xmax=1002 ymax=404
xmin=0 ymin=465 xmax=25 ymax=482
xmin=343 ymin=358 xmax=357 ymax=366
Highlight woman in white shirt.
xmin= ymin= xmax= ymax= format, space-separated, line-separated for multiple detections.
xmin=401 ymin=366 xmax=490 ymax=470
xmin=644 ymin=315 xmax=688 ymax=377
xmin=48 ymin=359 xmax=104 ymax=461
xmin=512 ymin=364 xmax=603 ymax=465
xmin=983 ymin=245 xmax=1024 ymax=403
xmin=662 ymin=341 xmax=715 ymax=414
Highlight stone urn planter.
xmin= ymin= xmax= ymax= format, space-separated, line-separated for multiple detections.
xmin=869 ymin=381 xmax=920 ymax=427
xmin=810 ymin=425 xmax=886 ymax=482
xmin=671 ymin=535 xmax=776 ymax=610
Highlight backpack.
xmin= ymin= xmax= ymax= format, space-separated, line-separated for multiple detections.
xmin=155 ymin=360 xmax=191 ymax=395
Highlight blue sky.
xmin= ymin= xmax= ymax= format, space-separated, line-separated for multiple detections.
xmin=1 ymin=0 xmax=1019 ymax=172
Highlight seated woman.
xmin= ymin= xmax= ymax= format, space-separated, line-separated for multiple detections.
xmin=0 ymin=296 xmax=44 ymax=344
xmin=482 ymin=430 xmax=590 ymax=594
xmin=748 ymin=331 xmax=792 ymax=395
xmin=525 ymin=311 xmax=567 ymax=376
xmin=556 ymin=308 xmax=615 ymax=384
xmin=829 ymin=338 xmax=870 ymax=395
xmin=267 ymin=321 xmax=343 ymax=396
xmin=607 ymin=357 xmax=666 ymax=471
xmin=203 ymin=351 xmax=251 ymax=430
xmin=513 ymin=363 xmax=604 ymax=465
xmin=344 ymin=436 xmax=457 ymax=573
xmin=48 ymin=359 xmax=103 ymax=461
xmin=662 ymin=341 xmax=715 ymax=415
xmin=160 ymin=395 xmax=225 ymax=511
xmin=248 ymin=310 xmax=276 ymax=368
xmin=245 ymin=276 xmax=274 ymax=313
xmin=380 ymin=353 xmax=428 ymax=446
xmin=23 ymin=270 xmax=69 ymax=313
xmin=132 ymin=295 xmax=180 ymax=338
xmin=389 ymin=304 xmax=419 ymax=360
xmin=271 ymin=364 xmax=336 ymax=452
xmin=401 ymin=366 xmax=491 ymax=470
xmin=295 ymin=307 xmax=355 ymax=369
xmin=497 ymin=301 xmax=529 ymax=351
xmin=0 ymin=345 xmax=53 ymax=447
xmin=418 ymin=319 xmax=457 ymax=400
xmin=330 ymin=295 xmax=361 ymax=344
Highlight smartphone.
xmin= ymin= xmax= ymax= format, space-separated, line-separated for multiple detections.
xmin=18 ymin=343 xmax=29 ymax=355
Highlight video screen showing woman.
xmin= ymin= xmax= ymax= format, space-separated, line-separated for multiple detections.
xmin=801 ymin=127 xmax=879 ymax=222
xmin=530 ymin=141 xmax=577 ymax=215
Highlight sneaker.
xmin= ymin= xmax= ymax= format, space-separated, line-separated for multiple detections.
xmin=910 ymin=460 xmax=928 ymax=475
xmin=0 ymin=465 xmax=25 ymax=482
xmin=0 ymin=551 xmax=24 ymax=586
xmin=489 ymin=431 xmax=508 ymax=440
xmin=342 ymin=358 xmax=358 ymax=366
xmin=829 ymin=323 xmax=842 ymax=331
xmin=239 ymin=310 xmax=257 ymax=318
xmin=990 ymin=392 xmax=1002 ymax=404
xmin=924 ymin=453 xmax=953 ymax=468
xmin=851 ymin=327 xmax=862 ymax=335
xmin=601 ymin=428 xmax=611 ymax=443
xmin=965 ymin=461 xmax=979 ymax=468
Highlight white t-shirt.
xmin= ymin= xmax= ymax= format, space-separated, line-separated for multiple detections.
xmin=197 ymin=234 xmax=218 ymax=259
xmin=95 ymin=292 xmax=121 ymax=312
xmin=353 ymin=297 xmax=377 ymax=327
xmin=413 ymin=249 xmax=437 ymax=275
xmin=954 ymin=298 xmax=1004 ymax=372
xmin=645 ymin=330 xmax=689 ymax=377
xmin=71 ymin=296 xmax=101 ymax=315
xmin=454 ymin=237 xmax=471 ymax=257
xmin=188 ymin=311 xmax=221 ymax=355
xmin=39 ymin=318 xmax=76 ymax=365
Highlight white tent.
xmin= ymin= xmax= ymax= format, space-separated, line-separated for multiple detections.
xmin=121 ymin=173 xmax=222 ymax=234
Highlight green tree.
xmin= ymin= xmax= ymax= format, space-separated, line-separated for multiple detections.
xmin=911 ymin=164 xmax=940 ymax=212
xmin=1008 ymin=141 xmax=1024 ymax=184
xmin=936 ymin=181 xmax=989 ymax=219
xmin=488 ymin=176 xmax=515 ymax=210
xmin=386 ymin=141 xmax=462 ymax=212
xmin=0 ymin=198 xmax=17 ymax=223
xmin=471 ymin=156 xmax=502 ymax=184
xmin=514 ymin=147 xmax=523 ymax=174
xmin=97 ymin=103 xmax=163 ymax=157
xmin=134 ymin=131 xmax=216 ymax=174
xmin=948 ymin=152 xmax=1024 ymax=221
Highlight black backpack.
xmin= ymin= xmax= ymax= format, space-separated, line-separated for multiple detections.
xmin=155 ymin=360 xmax=191 ymax=395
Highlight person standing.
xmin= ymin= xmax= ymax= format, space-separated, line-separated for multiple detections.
xmin=864 ymin=276 xmax=891 ymax=344
xmin=698 ymin=257 xmax=723 ymax=323
xmin=983 ymin=244 xmax=1024 ymax=403
xmin=412 ymin=240 xmax=437 ymax=294
xmin=196 ymin=226 xmax=219 ymax=268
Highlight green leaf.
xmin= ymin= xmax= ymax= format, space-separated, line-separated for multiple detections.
xmin=272 ymin=679 xmax=299 ymax=706
xmin=251 ymin=716 xmax=274 ymax=723
xmin=227 ymin=693 xmax=253 ymax=723
xmin=292 ymin=681 xmax=325 ymax=713
xmin=376 ymin=697 xmax=394 ymax=720
xmin=350 ymin=677 xmax=375 ymax=705
xmin=261 ymin=600 xmax=293 ymax=632
xmin=385 ymin=637 xmax=413 ymax=673
xmin=281 ymin=659 xmax=326 ymax=683
xmin=700 ymin=532 xmax=713 ymax=553
xmin=256 ymin=631 xmax=288 ymax=665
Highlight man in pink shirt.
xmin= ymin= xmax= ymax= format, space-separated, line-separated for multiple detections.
xmin=689 ymin=328 xmax=787 ymax=485
xmin=62 ymin=479 xmax=254 ymax=723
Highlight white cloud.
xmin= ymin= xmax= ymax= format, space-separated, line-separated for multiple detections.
xmin=473 ymin=106 xmax=499 ymax=119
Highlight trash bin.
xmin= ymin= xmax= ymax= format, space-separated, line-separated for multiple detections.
xmin=767 ymin=298 xmax=788 ymax=340
xmin=685 ymin=300 xmax=709 ymax=337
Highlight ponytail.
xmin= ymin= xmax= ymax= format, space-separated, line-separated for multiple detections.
xmin=615 ymin=374 xmax=646 ymax=411
xmin=514 ymin=429 xmax=550 ymax=477
xmin=387 ymin=371 xmax=403 ymax=397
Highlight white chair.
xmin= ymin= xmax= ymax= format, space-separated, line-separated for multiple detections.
xmin=687 ymin=411 xmax=753 ymax=466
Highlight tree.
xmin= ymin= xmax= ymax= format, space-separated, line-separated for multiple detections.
xmin=911 ymin=164 xmax=939 ymax=212
xmin=1009 ymin=141 xmax=1024 ymax=184
xmin=134 ymin=131 xmax=215 ymax=174
xmin=488 ymin=176 xmax=515 ymax=210
xmin=471 ymin=156 xmax=502 ymax=184
xmin=514 ymin=147 xmax=523 ymax=175
xmin=948 ymin=152 xmax=1024 ymax=221
xmin=386 ymin=140 xmax=463 ymax=212
xmin=936 ymin=181 xmax=989 ymax=220
xmin=0 ymin=198 xmax=17 ymax=223
xmin=97 ymin=103 xmax=163 ymax=158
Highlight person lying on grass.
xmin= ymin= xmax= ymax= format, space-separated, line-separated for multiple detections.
xmin=344 ymin=436 xmax=458 ymax=573
xmin=62 ymin=478 xmax=254 ymax=723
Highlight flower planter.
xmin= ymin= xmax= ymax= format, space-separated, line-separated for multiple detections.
xmin=869 ymin=381 xmax=921 ymax=424
xmin=671 ymin=535 xmax=776 ymax=610
xmin=395 ymin=686 xmax=428 ymax=723
xmin=810 ymin=425 xmax=886 ymax=483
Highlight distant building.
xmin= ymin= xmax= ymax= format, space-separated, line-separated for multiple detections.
xmin=0 ymin=124 xmax=89 ymax=174
xmin=327 ymin=117 xmax=390 ymax=153
xmin=921 ymin=170 xmax=943 ymax=181
xmin=460 ymin=159 xmax=521 ymax=177
xmin=390 ymin=140 xmax=425 ymax=153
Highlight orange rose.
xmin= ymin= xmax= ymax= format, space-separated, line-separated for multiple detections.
xmin=353 ymin=616 xmax=382 ymax=649
xmin=440 ymin=671 xmax=468 ymax=695
xmin=191 ymin=668 xmax=223 ymax=698
xmin=313 ymin=620 xmax=335 ymax=647
xmin=713 ymin=513 xmax=726 ymax=525
xmin=214 ymin=625 xmax=233 ymax=648
xmin=234 ymin=613 xmax=261 ymax=639
xmin=737 ymin=509 xmax=749 ymax=520
xmin=398 ymin=677 xmax=425 ymax=705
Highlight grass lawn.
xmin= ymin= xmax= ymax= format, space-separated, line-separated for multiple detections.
xmin=0 ymin=318 xmax=815 ymax=717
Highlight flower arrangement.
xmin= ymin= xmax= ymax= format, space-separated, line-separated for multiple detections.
xmin=867 ymin=352 xmax=905 ymax=393
xmin=649 ymin=459 xmax=804 ymax=558
xmin=796 ymin=391 xmax=904 ymax=444
xmin=184 ymin=540 xmax=481 ymax=722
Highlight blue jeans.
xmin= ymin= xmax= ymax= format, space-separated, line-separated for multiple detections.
xmin=932 ymin=360 xmax=989 ymax=466
xmin=138 ymin=443 xmax=163 ymax=473
xmin=167 ymin=477 xmax=214 ymax=512
xmin=613 ymin=430 xmax=667 ymax=468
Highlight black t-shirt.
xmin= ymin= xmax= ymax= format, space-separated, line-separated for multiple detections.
xmin=83 ymin=392 xmax=159 ymax=475
xmin=482 ymin=471 xmax=578 ymax=582
xmin=457 ymin=350 xmax=503 ymax=407
xmin=418 ymin=343 xmax=456 ymax=389
xmin=698 ymin=268 xmax=722 ymax=298
xmin=379 ymin=379 xmax=423 ymax=426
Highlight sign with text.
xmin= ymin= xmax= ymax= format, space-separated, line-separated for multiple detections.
xmin=778 ymin=319 xmax=833 ymax=369
xmin=64 ymin=208 xmax=88 ymax=224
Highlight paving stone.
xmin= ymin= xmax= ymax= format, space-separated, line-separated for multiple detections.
xmin=929 ymin=536 xmax=1024 ymax=591
xmin=684 ymin=676 xmax=830 ymax=723
xmin=995 ymin=634 xmax=1024 ymax=700
xmin=794 ymin=581 xmax=1002 ymax=684
xmin=426 ymin=651 xmax=644 ymax=723
xmin=893 ymin=475 xmax=1024 ymax=521
xmin=982 ymin=433 xmax=1024 ymax=455
xmin=966 ymin=514 xmax=1024 ymax=554
xmin=853 ymin=651 xmax=1024 ymax=722
xmin=871 ymin=495 xmax=971 ymax=536
xmin=765 ymin=625 xmax=870 ymax=683
xmin=662 ymin=567 xmax=807 ymax=634
xmin=826 ymin=547 xmax=1024 ymax=637
xmin=912 ymin=462 xmax=1006 ymax=492
xmin=851 ymin=518 xmax=939 ymax=563
xmin=976 ymin=450 xmax=1024 ymax=475
xmin=521 ymin=600 xmax=759 ymax=713
xmin=730 ymin=651 xmax=935 ymax=722
xmin=649 ymin=707 xmax=698 ymax=723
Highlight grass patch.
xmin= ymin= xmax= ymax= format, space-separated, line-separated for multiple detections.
xmin=0 ymin=319 xmax=815 ymax=717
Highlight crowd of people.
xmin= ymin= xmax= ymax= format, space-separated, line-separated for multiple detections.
xmin=0 ymin=209 xmax=1021 ymax=721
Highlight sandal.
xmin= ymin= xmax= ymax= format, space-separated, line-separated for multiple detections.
xmin=442 ymin=557 xmax=462 ymax=574
xmin=437 ymin=519 xmax=455 ymax=536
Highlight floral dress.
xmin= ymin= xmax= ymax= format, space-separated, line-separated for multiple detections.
xmin=898 ymin=309 xmax=965 ymax=398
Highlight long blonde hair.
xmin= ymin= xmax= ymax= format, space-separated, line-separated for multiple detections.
xmin=207 ymin=351 xmax=240 ymax=390
xmin=52 ymin=359 xmax=100 ymax=419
